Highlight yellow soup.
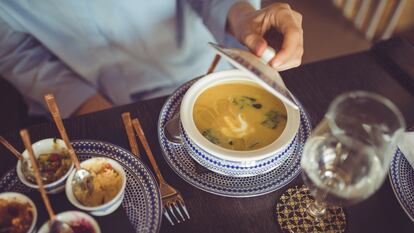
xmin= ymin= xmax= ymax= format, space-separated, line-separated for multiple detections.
xmin=193 ymin=82 xmax=287 ymax=151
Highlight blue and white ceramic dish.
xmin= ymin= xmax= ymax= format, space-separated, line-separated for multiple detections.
xmin=181 ymin=117 xmax=300 ymax=177
xmin=0 ymin=140 xmax=162 ymax=233
xmin=390 ymin=148 xmax=414 ymax=222
xmin=17 ymin=138 xmax=74 ymax=194
xmin=65 ymin=157 xmax=127 ymax=216
xmin=158 ymin=79 xmax=312 ymax=197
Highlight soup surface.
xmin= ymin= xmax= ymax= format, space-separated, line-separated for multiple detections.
xmin=193 ymin=82 xmax=287 ymax=151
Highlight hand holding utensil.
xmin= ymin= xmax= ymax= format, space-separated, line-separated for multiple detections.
xmin=20 ymin=129 xmax=74 ymax=233
xmin=44 ymin=94 xmax=94 ymax=196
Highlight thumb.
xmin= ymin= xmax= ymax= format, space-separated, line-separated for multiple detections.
xmin=242 ymin=33 xmax=268 ymax=56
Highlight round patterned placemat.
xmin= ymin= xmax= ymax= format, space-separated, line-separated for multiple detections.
xmin=157 ymin=79 xmax=312 ymax=197
xmin=389 ymin=149 xmax=414 ymax=222
xmin=276 ymin=185 xmax=346 ymax=233
xmin=0 ymin=140 xmax=162 ymax=233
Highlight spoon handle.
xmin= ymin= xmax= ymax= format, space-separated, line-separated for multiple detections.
xmin=0 ymin=136 xmax=23 ymax=160
xmin=44 ymin=94 xmax=81 ymax=170
xmin=132 ymin=118 xmax=166 ymax=183
xmin=206 ymin=54 xmax=221 ymax=74
xmin=20 ymin=129 xmax=56 ymax=220
xmin=121 ymin=112 xmax=140 ymax=157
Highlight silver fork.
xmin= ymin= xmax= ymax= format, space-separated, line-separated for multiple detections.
xmin=131 ymin=118 xmax=190 ymax=225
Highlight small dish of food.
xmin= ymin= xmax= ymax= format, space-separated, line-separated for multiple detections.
xmin=0 ymin=192 xmax=37 ymax=233
xmin=16 ymin=138 xmax=74 ymax=194
xmin=66 ymin=157 xmax=126 ymax=216
xmin=38 ymin=211 xmax=100 ymax=233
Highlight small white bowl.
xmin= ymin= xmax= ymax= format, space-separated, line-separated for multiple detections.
xmin=0 ymin=192 xmax=38 ymax=233
xmin=65 ymin=157 xmax=126 ymax=216
xmin=38 ymin=211 xmax=101 ymax=233
xmin=17 ymin=138 xmax=74 ymax=194
xmin=180 ymin=69 xmax=301 ymax=163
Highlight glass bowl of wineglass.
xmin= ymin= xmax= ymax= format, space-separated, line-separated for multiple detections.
xmin=276 ymin=91 xmax=406 ymax=233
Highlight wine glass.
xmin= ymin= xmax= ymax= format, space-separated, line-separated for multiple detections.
xmin=276 ymin=91 xmax=406 ymax=233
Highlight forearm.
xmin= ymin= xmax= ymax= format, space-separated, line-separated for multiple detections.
xmin=227 ymin=2 xmax=256 ymax=36
xmin=73 ymin=93 xmax=113 ymax=116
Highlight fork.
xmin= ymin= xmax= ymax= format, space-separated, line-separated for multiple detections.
xmin=131 ymin=118 xmax=190 ymax=225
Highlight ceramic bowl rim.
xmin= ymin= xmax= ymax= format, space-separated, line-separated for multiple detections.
xmin=16 ymin=138 xmax=74 ymax=190
xmin=65 ymin=157 xmax=126 ymax=211
xmin=38 ymin=210 xmax=101 ymax=233
xmin=0 ymin=192 xmax=38 ymax=233
xmin=180 ymin=69 xmax=300 ymax=162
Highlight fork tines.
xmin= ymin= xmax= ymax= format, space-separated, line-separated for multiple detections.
xmin=163 ymin=196 xmax=190 ymax=225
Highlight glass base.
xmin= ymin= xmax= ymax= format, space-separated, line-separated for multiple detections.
xmin=276 ymin=185 xmax=346 ymax=233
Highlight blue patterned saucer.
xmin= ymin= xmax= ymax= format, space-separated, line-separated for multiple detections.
xmin=158 ymin=79 xmax=311 ymax=197
xmin=0 ymin=140 xmax=162 ymax=233
xmin=390 ymin=148 xmax=414 ymax=222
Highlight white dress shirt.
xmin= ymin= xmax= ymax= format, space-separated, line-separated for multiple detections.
xmin=0 ymin=0 xmax=259 ymax=117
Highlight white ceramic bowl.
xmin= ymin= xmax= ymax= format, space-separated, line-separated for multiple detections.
xmin=180 ymin=69 xmax=301 ymax=163
xmin=0 ymin=192 xmax=37 ymax=233
xmin=17 ymin=138 xmax=74 ymax=194
xmin=38 ymin=211 xmax=101 ymax=233
xmin=65 ymin=157 xmax=126 ymax=216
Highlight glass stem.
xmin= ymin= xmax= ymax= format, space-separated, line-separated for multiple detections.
xmin=307 ymin=199 xmax=327 ymax=219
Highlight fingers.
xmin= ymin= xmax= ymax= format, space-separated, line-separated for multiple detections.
xmin=268 ymin=6 xmax=303 ymax=70
xmin=242 ymin=32 xmax=268 ymax=56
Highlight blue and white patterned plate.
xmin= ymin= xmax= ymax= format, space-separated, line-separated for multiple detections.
xmin=389 ymin=148 xmax=414 ymax=222
xmin=158 ymin=79 xmax=312 ymax=197
xmin=0 ymin=140 xmax=162 ymax=233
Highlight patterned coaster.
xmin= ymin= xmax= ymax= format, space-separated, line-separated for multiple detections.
xmin=276 ymin=185 xmax=346 ymax=233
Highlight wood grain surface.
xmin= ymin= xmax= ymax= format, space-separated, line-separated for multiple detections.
xmin=0 ymin=38 xmax=413 ymax=233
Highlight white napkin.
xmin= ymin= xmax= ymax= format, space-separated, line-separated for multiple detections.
xmin=398 ymin=131 xmax=414 ymax=169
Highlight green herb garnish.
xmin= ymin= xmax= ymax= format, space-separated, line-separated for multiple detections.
xmin=261 ymin=110 xmax=287 ymax=129
xmin=201 ymin=129 xmax=220 ymax=145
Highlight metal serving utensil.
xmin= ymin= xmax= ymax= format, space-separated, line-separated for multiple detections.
xmin=132 ymin=118 xmax=190 ymax=225
xmin=163 ymin=116 xmax=182 ymax=144
xmin=20 ymin=129 xmax=74 ymax=233
xmin=43 ymin=94 xmax=94 ymax=196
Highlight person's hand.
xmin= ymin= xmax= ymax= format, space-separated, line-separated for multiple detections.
xmin=227 ymin=2 xmax=303 ymax=71
xmin=73 ymin=93 xmax=113 ymax=116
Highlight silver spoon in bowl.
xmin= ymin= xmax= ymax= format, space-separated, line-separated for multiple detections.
xmin=44 ymin=94 xmax=94 ymax=196
xmin=163 ymin=115 xmax=182 ymax=144
xmin=20 ymin=129 xmax=74 ymax=233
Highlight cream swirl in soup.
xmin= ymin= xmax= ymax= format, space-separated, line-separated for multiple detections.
xmin=193 ymin=82 xmax=287 ymax=151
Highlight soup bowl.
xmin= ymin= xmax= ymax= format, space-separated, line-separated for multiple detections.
xmin=177 ymin=69 xmax=301 ymax=175
xmin=17 ymin=138 xmax=74 ymax=194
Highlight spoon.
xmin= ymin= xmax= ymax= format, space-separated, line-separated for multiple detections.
xmin=163 ymin=116 xmax=182 ymax=144
xmin=43 ymin=94 xmax=94 ymax=196
xmin=0 ymin=136 xmax=37 ymax=181
xmin=20 ymin=129 xmax=74 ymax=233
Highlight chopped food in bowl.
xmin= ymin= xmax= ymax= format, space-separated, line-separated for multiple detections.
xmin=66 ymin=157 xmax=126 ymax=216
xmin=0 ymin=192 xmax=37 ymax=233
xmin=17 ymin=138 xmax=74 ymax=194
xmin=38 ymin=211 xmax=100 ymax=233
xmin=74 ymin=159 xmax=123 ymax=207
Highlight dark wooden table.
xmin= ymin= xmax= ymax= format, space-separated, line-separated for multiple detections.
xmin=1 ymin=38 xmax=413 ymax=233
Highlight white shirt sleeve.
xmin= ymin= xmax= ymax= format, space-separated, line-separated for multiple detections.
xmin=0 ymin=16 xmax=97 ymax=118
xmin=185 ymin=0 xmax=260 ymax=44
